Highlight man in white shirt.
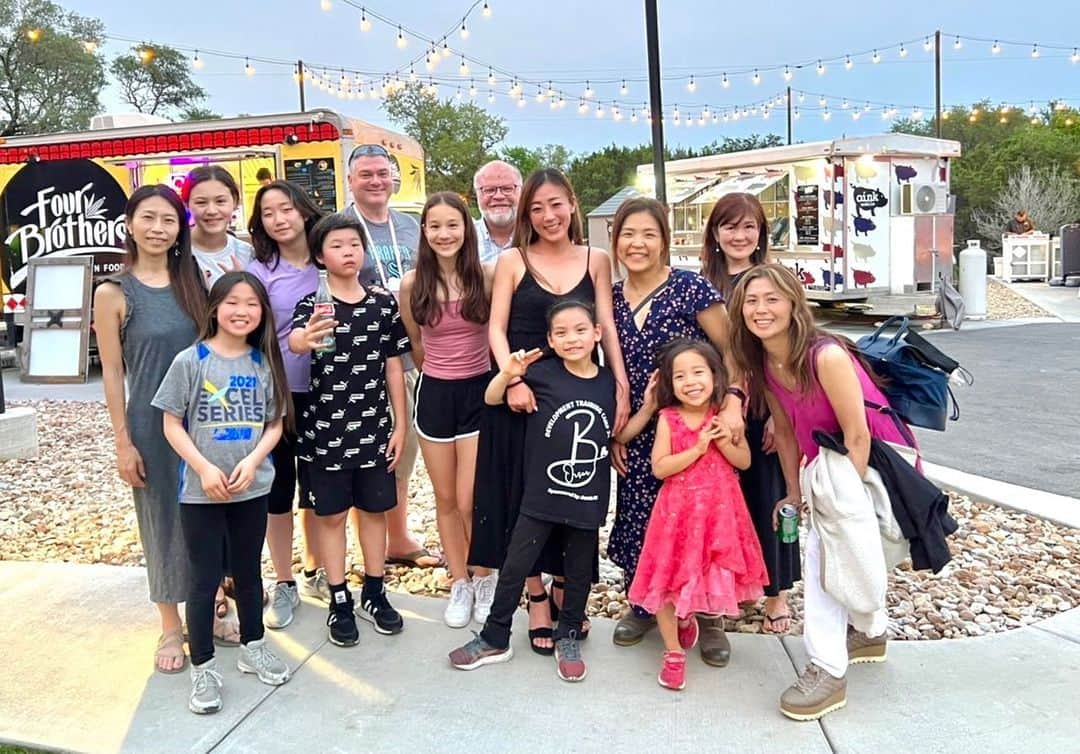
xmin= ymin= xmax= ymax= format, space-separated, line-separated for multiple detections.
xmin=473 ymin=160 xmax=522 ymax=263
xmin=344 ymin=143 xmax=440 ymax=570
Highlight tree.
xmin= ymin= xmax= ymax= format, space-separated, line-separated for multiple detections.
xmin=383 ymin=83 xmax=508 ymax=196
xmin=111 ymin=42 xmax=206 ymax=118
xmin=0 ymin=0 xmax=105 ymax=136
xmin=501 ymin=143 xmax=573 ymax=178
xmin=180 ymin=106 xmax=220 ymax=121
xmin=972 ymin=165 xmax=1080 ymax=243
xmin=893 ymin=101 xmax=1080 ymax=247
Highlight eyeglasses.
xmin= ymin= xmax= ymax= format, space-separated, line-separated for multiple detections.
xmin=349 ymin=144 xmax=390 ymax=162
xmin=478 ymin=185 xmax=520 ymax=197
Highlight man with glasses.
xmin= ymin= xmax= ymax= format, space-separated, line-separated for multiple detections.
xmin=344 ymin=143 xmax=442 ymax=573
xmin=473 ymin=160 xmax=522 ymax=263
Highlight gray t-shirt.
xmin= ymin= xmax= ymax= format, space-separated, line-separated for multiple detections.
xmin=152 ymin=342 xmax=279 ymax=504
xmin=348 ymin=205 xmax=419 ymax=371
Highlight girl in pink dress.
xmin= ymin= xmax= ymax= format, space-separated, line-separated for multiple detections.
xmin=629 ymin=339 xmax=768 ymax=691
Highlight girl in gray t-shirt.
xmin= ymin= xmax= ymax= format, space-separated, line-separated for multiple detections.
xmin=152 ymin=270 xmax=293 ymax=714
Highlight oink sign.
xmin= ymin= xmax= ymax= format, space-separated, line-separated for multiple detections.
xmin=1 ymin=160 xmax=128 ymax=293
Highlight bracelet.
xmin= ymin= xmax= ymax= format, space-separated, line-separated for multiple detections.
xmin=507 ymin=378 xmax=524 ymax=387
xmin=725 ymin=386 xmax=748 ymax=404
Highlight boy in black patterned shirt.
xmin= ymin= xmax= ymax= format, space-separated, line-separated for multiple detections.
xmin=289 ymin=214 xmax=410 ymax=646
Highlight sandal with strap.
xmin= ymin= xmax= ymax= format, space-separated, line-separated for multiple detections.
xmin=154 ymin=627 xmax=188 ymax=674
xmin=525 ymin=591 xmax=555 ymax=656
xmin=550 ymin=579 xmax=590 ymax=641
xmin=213 ymin=615 xmax=241 ymax=647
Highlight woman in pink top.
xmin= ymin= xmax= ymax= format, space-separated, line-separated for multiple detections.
xmin=728 ymin=264 xmax=914 ymax=722
xmin=400 ymin=192 xmax=496 ymax=629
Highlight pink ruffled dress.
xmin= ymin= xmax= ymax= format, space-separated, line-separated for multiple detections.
xmin=629 ymin=407 xmax=769 ymax=618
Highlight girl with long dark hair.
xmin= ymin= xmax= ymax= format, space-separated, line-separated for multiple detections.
xmin=183 ymin=165 xmax=253 ymax=288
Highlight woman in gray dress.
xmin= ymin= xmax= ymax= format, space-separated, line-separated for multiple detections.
xmin=95 ymin=185 xmax=207 ymax=673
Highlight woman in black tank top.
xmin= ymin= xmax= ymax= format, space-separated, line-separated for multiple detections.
xmin=470 ymin=169 xmax=628 ymax=654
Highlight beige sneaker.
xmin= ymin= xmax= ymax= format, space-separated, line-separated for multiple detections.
xmin=847 ymin=627 xmax=888 ymax=664
xmin=780 ymin=664 xmax=847 ymax=721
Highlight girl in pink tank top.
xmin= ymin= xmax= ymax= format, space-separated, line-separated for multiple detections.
xmin=399 ymin=192 xmax=497 ymax=628
xmin=728 ymin=263 xmax=917 ymax=721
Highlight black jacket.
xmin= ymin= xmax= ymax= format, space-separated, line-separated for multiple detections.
xmin=815 ymin=432 xmax=957 ymax=573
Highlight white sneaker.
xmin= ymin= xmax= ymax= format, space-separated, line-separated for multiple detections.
xmin=298 ymin=568 xmax=331 ymax=604
xmin=189 ymin=658 xmax=223 ymax=715
xmin=472 ymin=572 xmax=498 ymax=625
xmin=264 ymin=582 xmax=300 ymax=629
xmin=237 ymin=638 xmax=291 ymax=686
xmin=444 ymin=579 xmax=474 ymax=628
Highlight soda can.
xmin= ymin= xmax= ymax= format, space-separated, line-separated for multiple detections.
xmin=778 ymin=503 xmax=800 ymax=544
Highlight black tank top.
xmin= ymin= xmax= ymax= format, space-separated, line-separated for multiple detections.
xmin=508 ymin=247 xmax=595 ymax=352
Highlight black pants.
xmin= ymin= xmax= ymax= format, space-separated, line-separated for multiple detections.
xmin=480 ymin=513 xmax=597 ymax=649
xmin=180 ymin=496 xmax=269 ymax=665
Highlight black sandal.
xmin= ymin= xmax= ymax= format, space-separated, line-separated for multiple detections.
xmin=526 ymin=591 xmax=555 ymax=656
xmin=550 ymin=579 xmax=590 ymax=641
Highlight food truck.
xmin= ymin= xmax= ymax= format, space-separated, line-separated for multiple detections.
xmin=625 ymin=133 xmax=961 ymax=300
xmin=0 ymin=109 xmax=425 ymax=305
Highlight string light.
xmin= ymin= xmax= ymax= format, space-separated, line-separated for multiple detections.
xmin=1072 ymin=48 xmax=1080 ymax=64
xmin=360 ymin=8 xmax=371 ymax=32
xmin=841 ymin=98 xmax=850 ymax=109
xmin=455 ymin=86 xmax=463 ymax=101
xmin=469 ymin=79 xmax=477 ymax=97
xmin=482 ymin=1 xmax=492 ymax=17
xmin=82 ymin=40 xmax=97 ymax=53
xmin=244 ymin=57 xmax=255 ymax=76
xmin=583 ymin=80 xmax=594 ymax=98
xmin=844 ymin=55 xmax=853 ymax=70
xmin=408 ymin=64 xmax=417 ymax=81
xmin=487 ymin=89 xmax=495 ymax=104
xmin=953 ymin=35 xmax=962 ymax=50
xmin=517 ymin=92 xmax=527 ymax=107
xmin=818 ymin=95 xmax=827 ymax=106
xmin=783 ymin=66 xmax=792 ymax=81
xmin=822 ymin=108 xmax=832 ymax=121
xmin=396 ymin=26 xmax=407 ymax=48
xmin=320 ymin=0 xmax=332 ymax=10
xmin=852 ymin=110 xmax=861 ymax=120
xmin=459 ymin=56 xmax=469 ymax=75
xmin=686 ymin=75 xmax=696 ymax=92
xmin=794 ymin=107 xmax=801 ymax=119
xmin=816 ymin=60 xmax=825 ymax=76
xmin=991 ymin=40 xmax=1001 ymax=54
xmin=487 ymin=68 xmax=496 ymax=86
xmin=26 ymin=28 xmax=42 ymax=43
xmin=1031 ymin=44 xmax=1040 ymax=59
xmin=441 ymin=39 xmax=451 ymax=57
xmin=923 ymin=36 xmax=933 ymax=52
xmin=752 ymin=69 xmax=761 ymax=85
xmin=138 ymin=46 xmax=155 ymax=64
xmin=630 ymin=111 xmax=638 ymax=123
xmin=459 ymin=20 xmax=470 ymax=39
xmin=721 ymin=73 xmax=730 ymax=88
xmin=578 ymin=99 xmax=588 ymax=114
xmin=192 ymin=50 xmax=204 ymax=69
xmin=872 ymin=50 xmax=881 ymax=64
xmin=620 ymin=79 xmax=628 ymax=95
xmin=535 ymin=85 xmax=545 ymax=103
xmin=899 ymin=43 xmax=908 ymax=57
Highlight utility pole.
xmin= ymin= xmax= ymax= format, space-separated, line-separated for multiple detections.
xmin=786 ymin=85 xmax=793 ymax=145
xmin=934 ymin=31 xmax=942 ymax=138
xmin=298 ymin=59 xmax=307 ymax=113
xmin=644 ymin=0 xmax=666 ymax=203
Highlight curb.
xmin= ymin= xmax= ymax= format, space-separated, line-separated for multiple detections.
xmin=923 ymin=460 xmax=1080 ymax=529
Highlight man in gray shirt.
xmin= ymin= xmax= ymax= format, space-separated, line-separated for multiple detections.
xmin=344 ymin=143 xmax=439 ymax=569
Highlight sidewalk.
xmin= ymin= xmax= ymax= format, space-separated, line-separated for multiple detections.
xmin=1 ymin=560 xmax=1077 ymax=754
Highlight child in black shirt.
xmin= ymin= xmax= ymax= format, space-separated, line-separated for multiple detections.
xmin=289 ymin=214 xmax=410 ymax=647
xmin=449 ymin=300 xmax=615 ymax=682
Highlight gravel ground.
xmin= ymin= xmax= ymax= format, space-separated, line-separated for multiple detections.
xmin=2 ymin=400 xmax=1077 ymax=640
xmin=986 ymin=278 xmax=1052 ymax=320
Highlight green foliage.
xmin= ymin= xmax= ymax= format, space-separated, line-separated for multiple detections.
xmin=893 ymin=101 xmax=1080 ymax=246
xmin=501 ymin=143 xmax=573 ymax=178
xmin=180 ymin=106 xmax=220 ymax=121
xmin=0 ymin=0 xmax=105 ymax=136
xmin=382 ymin=83 xmax=508 ymax=197
xmin=111 ymin=42 xmax=206 ymax=118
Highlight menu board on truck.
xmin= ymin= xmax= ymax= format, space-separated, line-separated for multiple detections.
xmin=795 ymin=185 xmax=819 ymax=246
xmin=284 ymin=158 xmax=337 ymax=211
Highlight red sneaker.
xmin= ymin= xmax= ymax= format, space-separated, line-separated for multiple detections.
xmin=554 ymin=637 xmax=587 ymax=682
xmin=658 ymin=650 xmax=687 ymax=690
xmin=677 ymin=616 xmax=699 ymax=650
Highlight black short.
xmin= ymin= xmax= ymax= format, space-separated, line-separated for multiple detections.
xmin=267 ymin=392 xmax=314 ymax=515
xmin=300 ymin=464 xmax=397 ymax=516
xmin=412 ymin=372 xmax=487 ymax=443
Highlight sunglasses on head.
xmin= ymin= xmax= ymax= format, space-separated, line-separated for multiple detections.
xmin=349 ymin=144 xmax=390 ymax=161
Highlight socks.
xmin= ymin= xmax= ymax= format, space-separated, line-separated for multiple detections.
xmin=278 ymin=580 xmax=297 ymax=588
xmin=329 ymin=581 xmax=351 ymax=609
xmin=361 ymin=574 xmax=384 ymax=602
xmin=302 ymin=568 xmax=318 ymax=580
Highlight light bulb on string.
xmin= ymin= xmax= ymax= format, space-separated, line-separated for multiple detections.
xmin=320 ymin=0 xmax=332 ymax=10
xmin=535 ymin=85 xmax=546 ymax=103
xmin=752 ymin=69 xmax=761 ymax=85
xmin=441 ymin=40 xmax=451 ymax=57
xmin=455 ymin=87 xmax=463 ymax=101
xmin=138 ymin=46 xmax=155 ymax=64
xmin=459 ymin=56 xmax=469 ymax=75
xmin=816 ymin=60 xmax=825 ymax=75
xmin=723 ymin=112 xmax=730 ymax=122
xmin=357 ymin=85 xmax=366 ymax=100
xmin=942 ymin=110 xmax=950 ymax=120
xmin=1066 ymin=117 xmax=1074 ymax=126
xmin=425 ymin=52 xmax=435 ymax=71
xmin=1031 ymin=44 xmax=1039 ymax=59
xmin=244 ymin=57 xmax=254 ymax=76
xmin=360 ymin=8 xmax=371 ymax=32
xmin=798 ymin=91 xmax=806 ymax=102
xmin=991 ymin=40 xmax=1001 ymax=55
xmin=912 ymin=107 xmax=923 ymax=120
xmin=26 ymin=28 xmax=42 ymax=43
xmin=711 ymin=113 xmax=719 ymax=124
xmin=488 ymin=68 xmax=496 ymax=86
xmin=292 ymin=64 xmax=300 ymax=83
xmin=872 ymin=50 xmax=881 ymax=64
xmin=1072 ymin=48 xmax=1080 ymax=63
xmin=546 ymin=80 xmax=555 ymax=97
xmin=630 ymin=111 xmax=638 ymax=123
xmin=844 ymin=55 xmax=853 ymax=70
xmin=1055 ymin=101 xmax=1068 ymax=111
xmin=672 ymin=105 xmax=680 ymax=122
xmin=595 ymin=103 xmax=605 ymax=118
xmin=863 ymin=101 xmax=871 ymax=112
xmin=1028 ymin=101 xmax=1037 ymax=114
xmin=953 ymin=35 xmax=962 ymax=50
xmin=818 ymin=95 xmax=827 ymax=106
xmin=698 ymin=111 xmax=707 ymax=125
xmin=487 ymin=89 xmax=495 ymax=104
xmin=620 ymin=79 xmax=628 ymax=95
xmin=762 ymin=108 xmax=770 ymax=120
xmin=794 ymin=107 xmax=801 ymax=119
xmin=558 ymin=95 xmax=566 ymax=109
xmin=641 ymin=102 xmax=649 ymax=117
xmin=881 ymin=106 xmax=890 ymax=119
xmin=192 ymin=50 xmax=204 ymax=69
xmin=482 ymin=1 xmax=492 ymax=17
xmin=613 ymin=104 xmax=622 ymax=121
xmin=783 ymin=66 xmax=792 ymax=81
xmin=822 ymin=108 xmax=831 ymax=121
xmin=396 ymin=26 xmax=407 ymax=49
xmin=83 ymin=40 xmax=97 ymax=53
xmin=469 ymin=80 xmax=477 ymax=97
xmin=687 ymin=75 xmax=696 ymax=92
xmin=852 ymin=111 xmax=860 ymax=121
xmin=517 ymin=93 xmax=526 ymax=107
xmin=578 ymin=99 xmax=589 ymax=115
xmin=584 ymin=80 xmax=594 ymax=98
xmin=899 ymin=43 xmax=908 ymax=57
xmin=999 ymin=114 xmax=1008 ymax=124
xmin=841 ymin=98 xmax=849 ymax=109
xmin=460 ymin=21 xmax=469 ymax=39
xmin=923 ymin=36 xmax=933 ymax=52
xmin=721 ymin=73 xmax=730 ymax=88
xmin=409 ymin=64 xmax=417 ymax=81
xmin=732 ymin=110 xmax=740 ymax=121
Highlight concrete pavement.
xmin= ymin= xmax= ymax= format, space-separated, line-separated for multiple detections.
xmin=1 ymin=560 xmax=1078 ymax=754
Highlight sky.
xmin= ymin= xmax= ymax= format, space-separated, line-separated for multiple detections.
xmin=67 ymin=0 xmax=1080 ymax=155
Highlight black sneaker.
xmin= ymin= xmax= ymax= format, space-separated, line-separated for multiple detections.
xmin=327 ymin=603 xmax=359 ymax=647
xmin=357 ymin=588 xmax=404 ymax=635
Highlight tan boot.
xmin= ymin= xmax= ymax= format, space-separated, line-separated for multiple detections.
xmin=847 ymin=626 xmax=887 ymax=664
xmin=780 ymin=664 xmax=847 ymax=721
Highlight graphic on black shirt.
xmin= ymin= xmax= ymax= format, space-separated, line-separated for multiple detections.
xmin=291 ymin=286 xmax=409 ymax=471
xmin=521 ymin=360 xmax=616 ymax=529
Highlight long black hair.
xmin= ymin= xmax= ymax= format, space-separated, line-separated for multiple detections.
xmin=512 ymin=168 xmax=585 ymax=249
xmin=248 ymin=180 xmax=323 ymax=268
xmin=654 ymin=337 xmax=729 ymax=411
xmin=411 ymin=192 xmax=489 ymax=326
xmin=201 ymin=271 xmax=292 ymax=434
xmin=122 ymin=184 xmax=206 ymax=330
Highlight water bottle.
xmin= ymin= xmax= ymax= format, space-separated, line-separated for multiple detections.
xmin=313 ymin=270 xmax=336 ymax=354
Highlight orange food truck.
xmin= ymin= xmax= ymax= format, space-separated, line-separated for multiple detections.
xmin=0 ymin=108 xmax=426 ymax=313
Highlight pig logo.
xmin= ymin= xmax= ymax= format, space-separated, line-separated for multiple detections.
xmin=852 ymin=243 xmax=876 ymax=260
xmin=895 ymin=164 xmax=918 ymax=184
xmin=853 ymin=161 xmax=878 ymax=180
xmin=853 ymin=217 xmax=877 ymax=236
xmin=852 ymin=186 xmax=888 ymax=217
xmin=823 ymin=243 xmax=844 ymax=259
xmin=823 ymin=190 xmax=844 ymax=210
xmin=821 ymin=270 xmax=844 ymax=289
xmin=852 ymin=269 xmax=876 ymax=287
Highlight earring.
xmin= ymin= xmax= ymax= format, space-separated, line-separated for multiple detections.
xmin=172 ymin=244 xmax=180 ymax=257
